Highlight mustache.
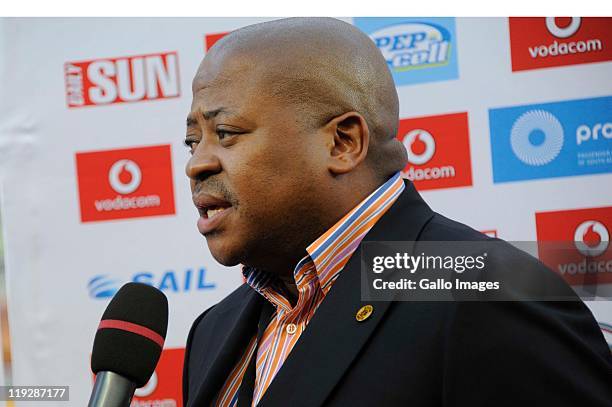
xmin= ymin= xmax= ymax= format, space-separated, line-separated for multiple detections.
xmin=193 ymin=177 xmax=238 ymax=206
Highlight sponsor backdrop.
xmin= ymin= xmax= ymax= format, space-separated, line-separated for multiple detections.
xmin=0 ymin=17 xmax=610 ymax=406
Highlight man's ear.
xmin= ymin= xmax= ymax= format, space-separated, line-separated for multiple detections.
xmin=325 ymin=111 xmax=370 ymax=175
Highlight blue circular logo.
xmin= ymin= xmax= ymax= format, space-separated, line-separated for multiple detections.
xmin=510 ymin=110 xmax=564 ymax=166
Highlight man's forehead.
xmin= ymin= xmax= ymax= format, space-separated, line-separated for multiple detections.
xmin=190 ymin=56 xmax=280 ymax=119
xmin=191 ymin=66 xmax=232 ymax=94
xmin=187 ymin=106 xmax=237 ymax=125
xmin=192 ymin=45 xmax=261 ymax=92
xmin=189 ymin=76 xmax=249 ymax=121
xmin=190 ymin=64 xmax=248 ymax=115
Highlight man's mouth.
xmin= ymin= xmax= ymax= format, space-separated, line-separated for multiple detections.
xmin=193 ymin=194 xmax=233 ymax=234
xmin=201 ymin=206 xmax=229 ymax=220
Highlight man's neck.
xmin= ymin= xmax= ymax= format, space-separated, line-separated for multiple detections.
xmin=251 ymin=175 xmax=391 ymax=306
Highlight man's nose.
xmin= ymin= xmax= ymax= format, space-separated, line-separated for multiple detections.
xmin=185 ymin=144 xmax=222 ymax=180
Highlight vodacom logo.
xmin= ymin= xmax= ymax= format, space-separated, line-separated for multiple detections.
xmin=403 ymin=129 xmax=436 ymax=165
xmin=546 ymin=17 xmax=581 ymax=39
xmin=574 ymin=220 xmax=609 ymax=257
xmin=108 ymin=159 xmax=142 ymax=194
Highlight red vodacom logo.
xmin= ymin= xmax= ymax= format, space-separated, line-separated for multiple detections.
xmin=396 ymin=112 xmax=472 ymax=191
xmin=509 ymin=17 xmax=612 ymax=71
xmin=536 ymin=206 xmax=612 ymax=285
xmin=75 ymin=145 xmax=175 ymax=223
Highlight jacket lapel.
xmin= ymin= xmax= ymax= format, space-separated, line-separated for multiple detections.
xmin=188 ymin=288 xmax=263 ymax=407
xmin=258 ymin=181 xmax=434 ymax=406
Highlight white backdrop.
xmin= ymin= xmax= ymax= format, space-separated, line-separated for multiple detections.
xmin=0 ymin=17 xmax=610 ymax=406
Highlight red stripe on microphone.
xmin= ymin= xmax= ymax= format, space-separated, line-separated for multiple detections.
xmin=98 ymin=319 xmax=164 ymax=348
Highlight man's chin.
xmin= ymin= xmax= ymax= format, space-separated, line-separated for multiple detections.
xmin=205 ymin=238 xmax=244 ymax=267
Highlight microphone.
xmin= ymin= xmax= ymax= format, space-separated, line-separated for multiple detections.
xmin=88 ymin=282 xmax=169 ymax=407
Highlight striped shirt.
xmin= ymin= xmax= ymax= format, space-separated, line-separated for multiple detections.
xmin=214 ymin=172 xmax=405 ymax=407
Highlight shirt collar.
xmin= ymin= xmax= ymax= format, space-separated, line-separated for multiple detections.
xmin=242 ymin=172 xmax=404 ymax=304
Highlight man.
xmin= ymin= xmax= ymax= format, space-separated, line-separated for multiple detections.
xmin=182 ymin=17 xmax=611 ymax=407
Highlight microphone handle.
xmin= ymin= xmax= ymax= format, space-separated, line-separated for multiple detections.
xmin=88 ymin=371 xmax=137 ymax=407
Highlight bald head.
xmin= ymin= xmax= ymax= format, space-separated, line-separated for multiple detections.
xmin=196 ymin=17 xmax=407 ymax=178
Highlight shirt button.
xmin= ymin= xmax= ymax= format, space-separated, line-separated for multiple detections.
xmin=286 ymin=323 xmax=297 ymax=335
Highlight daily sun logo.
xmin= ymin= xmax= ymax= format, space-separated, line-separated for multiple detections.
xmin=397 ymin=112 xmax=472 ymax=191
xmin=353 ymin=18 xmax=459 ymax=86
xmin=489 ymin=96 xmax=612 ymax=183
xmin=64 ymin=51 xmax=180 ymax=108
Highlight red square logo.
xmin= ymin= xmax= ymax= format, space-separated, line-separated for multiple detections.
xmin=205 ymin=32 xmax=230 ymax=51
xmin=65 ymin=51 xmax=180 ymax=108
xmin=131 ymin=348 xmax=185 ymax=407
xmin=509 ymin=17 xmax=612 ymax=72
xmin=396 ymin=112 xmax=473 ymax=191
xmin=75 ymin=145 xmax=176 ymax=223
xmin=536 ymin=206 xmax=612 ymax=286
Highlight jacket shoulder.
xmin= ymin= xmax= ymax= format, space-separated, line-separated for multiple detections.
xmin=420 ymin=212 xmax=492 ymax=241
xmin=182 ymin=283 xmax=252 ymax=403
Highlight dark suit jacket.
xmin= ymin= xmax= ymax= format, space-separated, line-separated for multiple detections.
xmin=183 ymin=181 xmax=612 ymax=406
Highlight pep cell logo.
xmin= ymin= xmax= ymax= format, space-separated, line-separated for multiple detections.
xmin=372 ymin=23 xmax=450 ymax=70
xmin=353 ymin=17 xmax=458 ymax=86
xmin=489 ymin=96 xmax=612 ymax=183
xmin=75 ymin=145 xmax=175 ymax=222
xmin=397 ymin=112 xmax=472 ymax=191
xmin=536 ymin=206 xmax=612 ymax=286
xmin=64 ymin=51 xmax=180 ymax=108
xmin=509 ymin=17 xmax=612 ymax=72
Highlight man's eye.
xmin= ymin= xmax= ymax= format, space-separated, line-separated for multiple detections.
xmin=184 ymin=138 xmax=199 ymax=152
xmin=217 ymin=130 xmax=239 ymax=140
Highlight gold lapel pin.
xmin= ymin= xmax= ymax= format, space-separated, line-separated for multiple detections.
xmin=356 ymin=305 xmax=373 ymax=322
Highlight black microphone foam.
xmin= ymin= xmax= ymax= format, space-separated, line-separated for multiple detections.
xmin=91 ymin=282 xmax=168 ymax=387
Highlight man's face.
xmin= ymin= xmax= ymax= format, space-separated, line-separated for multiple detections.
xmin=185 ymin=53 xmax=328 ymax=269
